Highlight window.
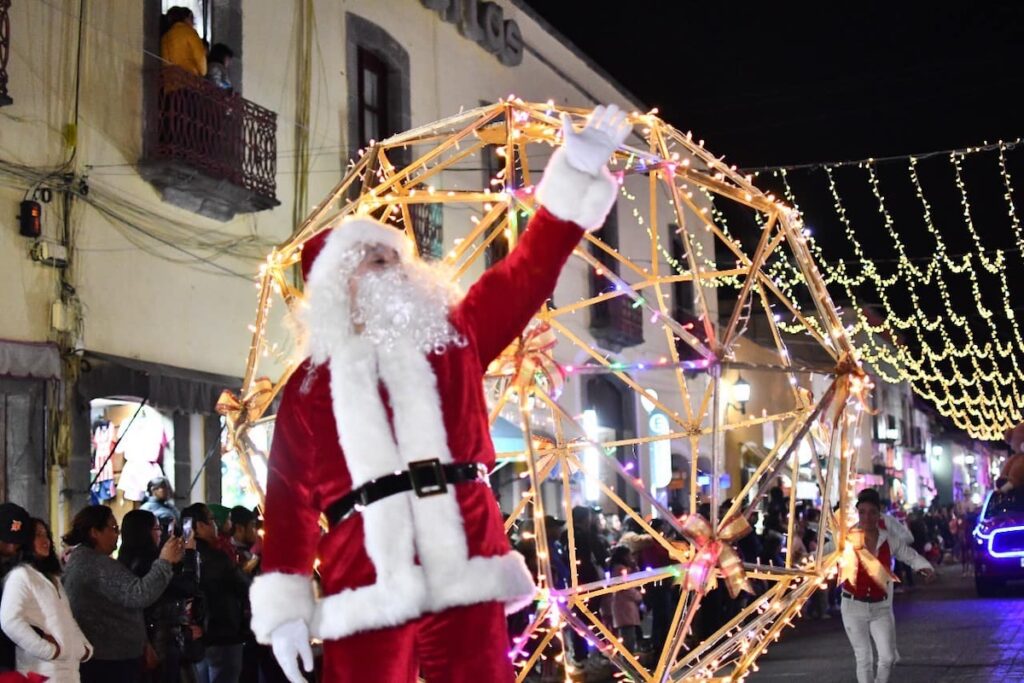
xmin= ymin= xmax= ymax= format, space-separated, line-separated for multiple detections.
xmin=590 ymin=207 xmax=620 ymax=293
xmin=409 ymin=201 xmax=443 ymax=261
xmin=483 ymin=154 xmax=510 ymax=267
xmin=669 ymin=225 xmax=694 ymax=321
xmin=161 ymin=0 xmax=209 ymax=41
xmin=588 ymin=208 xmax=643 ymax=350
xmin=357 ymin=48 xmax=388 ymax=148
xmin=479 ymin=103 xmax=530 ymax=267
xmin=346 ymin=14 xmax=410 ymax=163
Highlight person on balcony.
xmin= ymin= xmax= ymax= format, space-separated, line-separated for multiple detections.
xmin=161 ymin=7 xmax=206 ymax=78
xmin=206 ymin=44 xmax=235 ymax=93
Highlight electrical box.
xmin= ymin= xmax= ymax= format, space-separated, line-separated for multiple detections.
xmin=51 ymin=301 xmax=74 ymax=333
xmin=31 ymin=240 xmax=68 ymax=268
xmin=19 ymin=200 xmax=42 ymax=238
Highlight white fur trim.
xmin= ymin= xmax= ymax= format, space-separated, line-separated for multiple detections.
xmin=316 ymin=337 xmax=537 ymax=639
xmin=327 ymin=216 xmax=415 ymax=262
xmin=325 ymin=345 xmax=422 ymax=637
xmin=377 ymin=344 xmax=472 ymax=598
xmin=249 ymin=572 xmax=316 ymax=644
xmin=536 ymin=147 xmax=619 ymax=231
xmin=429 ymin=552 xmax=538 ymax=615
xmin=311 ymin=565 xmax=427 ymax=641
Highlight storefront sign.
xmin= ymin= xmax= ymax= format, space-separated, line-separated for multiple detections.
xmin=421 ymin=0 xmax=524 ymax=66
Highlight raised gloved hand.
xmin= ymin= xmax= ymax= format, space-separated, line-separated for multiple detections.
xmin=559 ymin=104 xmax=632 ymax=177
xmin=270 ymin=619 xmax=314 ymax=683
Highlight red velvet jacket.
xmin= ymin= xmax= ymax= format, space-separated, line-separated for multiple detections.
xmin=249 ymin=147 xmax=619 ymax=644
xmin=248 ymin=147 xmax=629 ymax=651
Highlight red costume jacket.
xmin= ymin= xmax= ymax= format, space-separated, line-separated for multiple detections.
xmin=840 ymin=525 xmax=930 ymax=601
xmin=249 ymin=149 xmax=619 ymax=644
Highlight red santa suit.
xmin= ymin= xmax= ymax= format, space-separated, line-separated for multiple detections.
xmin=249 ymin=147 xmax=619 ymax=682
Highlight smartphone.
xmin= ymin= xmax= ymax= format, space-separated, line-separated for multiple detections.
xmin=167 ymin=519 xmax=176 ymax=537
xmin=183 ymin=517 xmax=194 ymax=544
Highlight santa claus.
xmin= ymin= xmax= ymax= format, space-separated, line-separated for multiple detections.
xmin=249 ymin=105 xmax=631 ymax=682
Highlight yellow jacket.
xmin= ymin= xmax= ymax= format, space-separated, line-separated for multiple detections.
xmin=161 ymin=22 xmax=207 ymax=77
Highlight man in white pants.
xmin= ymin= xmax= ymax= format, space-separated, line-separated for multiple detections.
xmin=840 ymin=488 xmax=933 ymax=683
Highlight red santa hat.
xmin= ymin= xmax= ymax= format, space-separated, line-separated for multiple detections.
xmin=300 ymin=216 xmax=415 ymax=282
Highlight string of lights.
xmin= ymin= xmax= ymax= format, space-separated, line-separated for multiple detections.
xmin=748 ymin=143 xmax=1024 ymax=439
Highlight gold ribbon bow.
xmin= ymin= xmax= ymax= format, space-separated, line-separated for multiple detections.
xmin=824 ymin=352 xmax=877 ymax=431
xmin=488 ymin=321 xmax=565 ymax=399
xmin=839 ymin=528 xmax=898 ymax=591
xmin=679 ymin=513 xmax=754 ymax=599
xmin=216 ymin=377 xmax=275 ymax=429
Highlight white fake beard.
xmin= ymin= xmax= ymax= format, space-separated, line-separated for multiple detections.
xmin=352 ymin=262 xmax=466 ymax=355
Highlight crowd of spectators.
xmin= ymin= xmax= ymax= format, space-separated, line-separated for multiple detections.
xmin=1 ymin=477 xmax=289 ymax=683
xmin=507 ymin=479 xmax=978 ymax=677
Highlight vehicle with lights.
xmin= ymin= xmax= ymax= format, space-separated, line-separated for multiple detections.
xmin=973 ymin=489 xmax=1024 ymax=596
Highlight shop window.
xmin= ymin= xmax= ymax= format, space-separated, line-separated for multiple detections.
xmin=220 ymin=415 xmax=271 ymax=509
xmin=0 ymin=0 xmax=11 ymax=107
xmin=89 ymin=399 xmax=175 ymax=525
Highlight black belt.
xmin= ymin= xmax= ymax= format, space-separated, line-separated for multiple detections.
xmin=841 ymin=591 xmax=886 ymax=603
xmin=325 ymin=458 xmax=488 ymax=527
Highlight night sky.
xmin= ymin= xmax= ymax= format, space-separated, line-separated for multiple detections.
xmin=526 ymin=3 xmax=1024 ymax=436
xmin=524 ymin=3 xmax=1024 ymax=168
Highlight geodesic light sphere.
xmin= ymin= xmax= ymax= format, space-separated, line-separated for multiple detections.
xmin=227 ymin=100 xmax=867 ymax=682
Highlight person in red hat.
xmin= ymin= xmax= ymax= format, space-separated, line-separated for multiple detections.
xmin=250 ymin=105 xmax=631 ymax=683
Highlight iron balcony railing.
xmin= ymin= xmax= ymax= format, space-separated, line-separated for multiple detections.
xmin=0 ymin=0 xmax=12 ymax=107
xmin=146 ymin=66 xmax=278 ymax=203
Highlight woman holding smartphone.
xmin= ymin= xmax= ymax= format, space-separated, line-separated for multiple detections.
xmin=119 ymin=510 xmax=201 ymax=683
xmin=62 ymin=505 xmax=185 ymax=683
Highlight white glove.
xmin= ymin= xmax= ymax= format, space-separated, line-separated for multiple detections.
xmin=270 ymin=619 xmax=314 ymax=683
xmin=560 ymin=104 xmax=632 ymax=177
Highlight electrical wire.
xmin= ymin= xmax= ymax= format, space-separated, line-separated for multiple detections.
xmin=742 ymin=138 xmax=1024 ymax=174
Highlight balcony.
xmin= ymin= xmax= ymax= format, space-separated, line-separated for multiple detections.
xmin=1 ymin=0 xmax=11 ymax=107
xmin=590 ymin=294 xmax=644 ymax=352
xmin=139 ymin=66 xmax=279 ymax=222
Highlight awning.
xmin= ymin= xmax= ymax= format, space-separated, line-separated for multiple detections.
xmin=76 ymin=351 xmax=241 ymax=415
xmin=0 ymin=339 xmax=61 ymax=380
xmin=491 ymin=415 xmax=525 ymax=454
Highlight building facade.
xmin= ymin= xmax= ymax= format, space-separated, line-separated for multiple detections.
xmin=1 ymin=0 xmax=722 ymax=531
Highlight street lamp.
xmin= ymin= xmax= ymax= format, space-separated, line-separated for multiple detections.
xmin=729 ymin=375 xmax=751 ymax=414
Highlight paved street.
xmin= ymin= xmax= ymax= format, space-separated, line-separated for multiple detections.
xmin=751 ymin=565 xmax=1024 ymax=682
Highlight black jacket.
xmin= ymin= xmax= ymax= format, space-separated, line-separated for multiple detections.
xmin=141 ymin=496 xmax=181 ymax=532
xmin=194 ymin=539 xmax=252 ymax=645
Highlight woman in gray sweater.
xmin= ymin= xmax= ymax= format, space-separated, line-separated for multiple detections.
xmin=62 ymin=505 xmax=184 ymax=683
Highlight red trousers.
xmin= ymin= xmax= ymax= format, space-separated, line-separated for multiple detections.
xmin=322 ymin=601 xmax=515 ymax=683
